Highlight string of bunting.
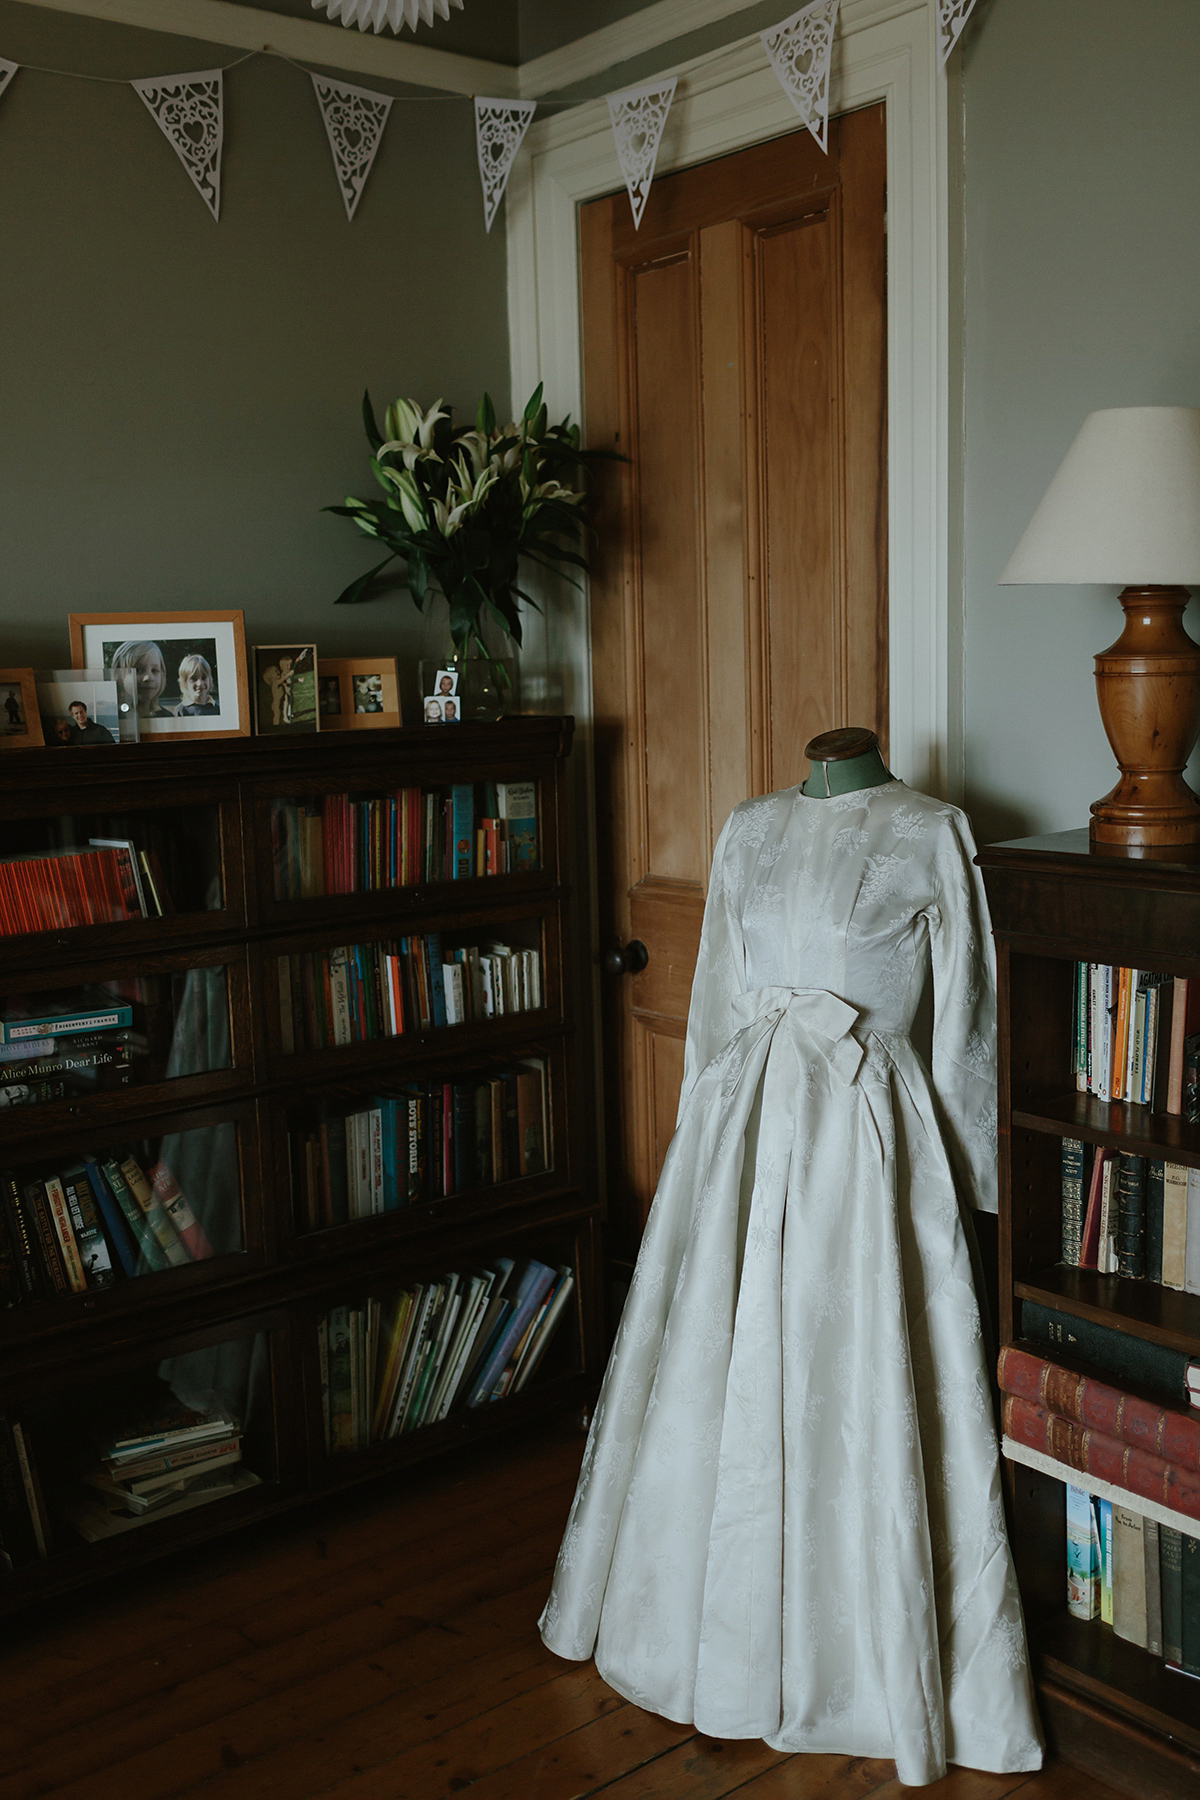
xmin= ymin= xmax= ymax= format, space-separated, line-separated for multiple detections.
xmin=0 ymin=2 xmax=977 ymax=230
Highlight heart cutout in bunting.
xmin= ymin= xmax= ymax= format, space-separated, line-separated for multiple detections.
xmin=936 ymin=0 xmax=979 ymax=68
xmin=761 ymin=0 xmax=839 ymax=154
xmin=606 ymin=77 xmax=676 ymax=230
xmin=0 ymin=58 xmax=18 ymax=103
xmin=473 ymin=96 xmax=536 ymax=233
xmin=311 ymin=74 xmax=393 ymax=221
xmin=132 ymin=69 xmax=223 ymax=221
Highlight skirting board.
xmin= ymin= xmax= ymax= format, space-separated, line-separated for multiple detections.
xmin=1003 ymin=1435 xmax=1200 ymax=1542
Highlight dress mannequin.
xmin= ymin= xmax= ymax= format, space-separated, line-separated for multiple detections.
xmin=800 ymin=725 xmax=894 ymax=798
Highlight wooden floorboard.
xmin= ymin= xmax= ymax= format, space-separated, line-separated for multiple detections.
xmin=0 ymin=1424 xmax=1128 ymax=1800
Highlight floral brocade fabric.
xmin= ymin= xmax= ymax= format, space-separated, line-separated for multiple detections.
xmin=539 ymin=782 xmax=1043 ymax=1786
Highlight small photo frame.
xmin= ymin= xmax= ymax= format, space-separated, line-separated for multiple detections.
xmin=432 ymin=668 xmax=458 ymax=698
xmin=69 ymin=611 xmax=250 ymax=740
xmin=317 ymin=657 xmax=401 ymax=731
xmin=35 ymin=673 xmax=125 ymax=748
xmin=254 ymin=645 xmax=319 ymax=735
xmin=41 ymin=667 xmax=139 ymax=743
xmin=0 ymin=670 xmax=44 ymax=749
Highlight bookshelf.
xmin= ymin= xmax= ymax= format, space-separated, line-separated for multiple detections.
xmin=978 ymin=830 xmax=1200 ymax=1799
xmin=0 ymin=718 xmax=601 ymax=1611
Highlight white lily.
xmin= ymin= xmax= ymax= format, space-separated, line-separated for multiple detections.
xmin=447 ymin=455 xmax=500 ymax=514
xmin=378 ymin=397 xmax=448 ymax=470
xmin=377 ymin=465 xmax=428 ymax=533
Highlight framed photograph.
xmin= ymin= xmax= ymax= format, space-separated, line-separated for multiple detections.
xmin=422 ymin=694 xmax=461 ymax=725
xmin=69 ymin=611 xmax=250 ymax=740
xmin=35 ymin=674 xmax=123 ymax=748
xmin=0 ymin=670 xmax=44 ymax=750
xmin=317 ymin=657 xmax=401 ymax=731
xmin=432 ymin=668 xmax=458 ymax=698
xmin=253 ymin=644 xmax=319 ymax=736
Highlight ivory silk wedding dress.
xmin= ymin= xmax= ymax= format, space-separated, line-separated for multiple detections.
xmin=539 ymin=780 xmax=1044 ymax=1786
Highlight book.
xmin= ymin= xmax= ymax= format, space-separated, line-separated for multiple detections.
xmin=1079 ymin=1148 xmax=1107 ymax=1269
xmin=1097 ymin=1155 xmax=1118 ymax=1275
xmin=1 ymin=1172 xmax=44 ymax=1301
xmin=0 ymin=1417 xmax=40 ymax=1567
xmin=1020 ymin=1301 xmax=1200 ymax=1410
xmin=42 ymin=1175 xmax=88 ymax=1293
xmin=1162 ymin=1162 xmax=1189 ymax=1290
xmin=1145 ymin=1160 xmax=1165 ymax=1285
xmin=1162 ymin=1525 xmax=1185 ymax=1665
xmin=1115 ymin=1152 xmax=1146 ymax=1279
xmin=1098 ymin=1496 xmax=1113 ymax=1624
xmin=1144 ymin=1514 xmax=1163 ymax=1657
xmin=1167 ymin=976 xmax=1191 ymax=1115
xmin=497 ymin=781 xmax=538 ymax=872
xmin=59 ymin=1467 xmax=261 ymax=1541
xmin=0 ymin=988 xmax=134 ymax=1044
xmin=117 ymin=1155 xmax=189 ymax=1268
xmin=99 ymin=1157 xmax=169 ymax=1273
xmin=1187 ymin=1169 xmax=1200 ymax=1297
xmin=1002 ymin=1395 xmax=1200 ymax=1522
xmin=1060 ymin=1138 xmax=1086 ymax=1266
xmin=60 ymin=1165 xmax=116 ymax=1289
xmin=1112 ymin=1506 xmax=1148 ymax=1647
xmin=147 ymin=1163 xmax=215 ymax=1260
xmin=997 ymin=1345 xmax=1200 ymax=1468
xmin=1184 ymin=1531 xmax=1200 ymax=1677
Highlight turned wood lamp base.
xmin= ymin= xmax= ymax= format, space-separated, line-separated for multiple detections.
xmin=1090 ymin=586 xmax=1200 ymax=854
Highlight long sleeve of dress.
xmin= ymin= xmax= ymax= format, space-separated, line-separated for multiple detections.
xmin=679 ymin=815 xmax=746 ymax=1117
xmin=928 ymin=808 xmax=999 ymax=1214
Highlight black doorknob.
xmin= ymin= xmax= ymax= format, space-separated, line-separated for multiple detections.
xmin=602 ymin=939 xmax=649 ymax=977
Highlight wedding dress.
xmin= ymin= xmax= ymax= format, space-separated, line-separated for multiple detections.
xmin=539 ymin=780 xmax=1043 ymax=1785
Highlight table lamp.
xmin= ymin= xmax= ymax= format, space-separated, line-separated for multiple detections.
xmin=999 ymin=405 xmax=1200 ymax=854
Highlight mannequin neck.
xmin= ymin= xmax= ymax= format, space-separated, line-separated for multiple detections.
xmin=802 ymin=747 xmax=895 ymax=798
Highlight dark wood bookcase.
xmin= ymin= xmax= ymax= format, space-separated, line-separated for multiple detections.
xmin=0 ymin=717 xmax=601 ymax=1614
xmin=979 ymin=831 xmax=1200 ymax=1799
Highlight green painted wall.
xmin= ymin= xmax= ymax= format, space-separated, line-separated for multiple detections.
xmin=962 ymin=0 xmax=1200 ymax=840
xmin=0 ymin=1 xmax=511 ymax=702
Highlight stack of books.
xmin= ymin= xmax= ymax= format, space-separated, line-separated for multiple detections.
xmin=320 ymin=1256 xmax=575 ymax=1450
xmin=290 ymin=1060 xmax=548 ymax=1230
xmin=277 ymin=935 xmax=543 ymax=1053
xmin=999 ymin=1325 xmax=1200 ymax=1673
xmin=1059 ymin=1141 xmax=1200 ymax=1289
xmin=270 ymin=777 xmax=539 ymax=900
xmin=61 ymin=1400 xmax=258 ymax=1541
xmin=0 ymin=985 xmax=144 ymax=1110
xmin=0 ymin=838 xmax=173 ymax=935
xmin=1072 ymin=963 xmax=1200 ymax=1112
xmin=0 ymin=1151 xmax=215 ymax=1307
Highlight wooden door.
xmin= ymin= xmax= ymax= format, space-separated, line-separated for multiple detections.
xmin=582 ymin=106 xmax=887 ymax=1272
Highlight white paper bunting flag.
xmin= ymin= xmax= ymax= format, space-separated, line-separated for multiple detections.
xmin=606 ymin=77 xmax=676 ymax=231
xmin=474 ymin=96 xmax=536 ymax=234
xmin=761 ymin=0 xmax=839 ymax=154
xmin=132 ymin=69 xmax=223 ymax=221
xmin=936 ymin=0 xmax=979 ymax=68
xmin=311 ymin=75 xmax=393 ymax=221
xmin=0 ymin=59 xmax=18 ymax=103
xmin=315 ymin=0 xmax=463 ymax=32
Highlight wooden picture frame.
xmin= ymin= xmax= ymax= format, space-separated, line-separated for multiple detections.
xmin=69 ymin=610 xmax=251 ymax=741
xmin=0 ymin=669 xmax=44 ymax=749
xmin=318 ymin=656 xmax=402 ymax=730
xmin=253 ymin=644 xmax=319 ymax=736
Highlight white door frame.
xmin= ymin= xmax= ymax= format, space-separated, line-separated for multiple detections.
xmin=505 ymin=0 xmax=959 ymax=802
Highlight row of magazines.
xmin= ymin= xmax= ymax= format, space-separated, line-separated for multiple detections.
xmin=321 ymin=1256 xmax=574 ymax=1451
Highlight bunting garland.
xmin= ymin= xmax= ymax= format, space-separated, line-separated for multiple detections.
xmin=606 ymin=78 xmax=676 ymax=231
xmin=0 ymin=3 xmax=974 ymax=235
xmin=132 ymin=70 xmax=223 ymax=221
xmin=761 ymin=0 xmax=839 ymax=154
xmin=936 ymin=0 xmax=979 ymax=68
xmin=311 ymin=74 xmax=393 ymax=220
xmin=473 ymin=96 xmax=537 ymax=233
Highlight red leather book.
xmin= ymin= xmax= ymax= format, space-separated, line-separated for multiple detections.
xmin=998 ymin=1344 xmax=1200 ymax=1470
xmin=1002 ymin=1394 xmax=1200 ymax=1522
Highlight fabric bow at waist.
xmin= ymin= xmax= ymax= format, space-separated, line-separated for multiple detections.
xmin=729 ymin=986 xmax=865 ymax=1086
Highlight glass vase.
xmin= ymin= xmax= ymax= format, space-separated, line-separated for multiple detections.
xmin=417 ymin=652 xmax=518 ymax=724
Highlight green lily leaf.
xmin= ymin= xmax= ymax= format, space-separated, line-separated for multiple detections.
xmin=476 ymin=392 xmax=496 ymax=436
xmin=362 ymin=390 xmax=383 ymax=452
xmin=334 ymin=553 xmax=400 ymax=605
xmin=522 ymin=382 xmax=544 ymax=425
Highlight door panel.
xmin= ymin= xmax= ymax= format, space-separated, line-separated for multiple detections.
xmin=585 ymin=106 xmax=887 ymax=1267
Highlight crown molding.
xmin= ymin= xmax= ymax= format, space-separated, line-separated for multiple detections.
xmin=516 ymin=0 xmax=764 ymax=98
xmin=6 ymin=0 xmax=521 ymax=94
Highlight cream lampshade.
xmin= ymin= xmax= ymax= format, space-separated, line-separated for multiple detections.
xmin=1000 ymin=406 xmax=1200 ymax=854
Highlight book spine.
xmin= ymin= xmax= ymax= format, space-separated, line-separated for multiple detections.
xmin=10 ymin=1423 xmax=48 ymax=1558
xmin=42 ymin=1176 xmax=87 ymax=1293
xmin=1 ymin=1171 xmax=43 ymax=1301
xmin=1112 ymin=1505 xmax=1148 ymax=1647
xmin=1115 ymin=1151 xmax=1146 ymax=1280
xmin=1183 ymin=1531 xmax=1200 ymax=1676
xmin=26 ymin=1182 xmax=68 ymax=1295
xmin=998 ymin=1345 xmax=1200 ymax=1468
xmin=1145 ymin=1160 xmax=1166 ymax=1286
xmin=1098 ymin=1497 xmax=1113 ymax=1624
xmin=118 ymin=1157 xmax=189 ymax=1267
xmin=61 ymin=1170 xmax=115 ymax=1289
xmin=1019 ymin=1299 xmax=1198 ymax=1409
xmin=1168 ymin=976 xmax=1189 ymax=1114
xmin=149 ymin=1163 xmax=215 ymax=1260
xmin=1060 ymin=1138 xmax=1085 ymax=1266
xmin=1161 ymin=1524 xmax=1184 ymax=1664
xmin=100 ymin=1159 xmax=168 ymax=1273
xmin=1002 ymin=1395 xmax=1200 ymax=1522
xmin=1144 ymin=1514 xmax=1163 ymax=1658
